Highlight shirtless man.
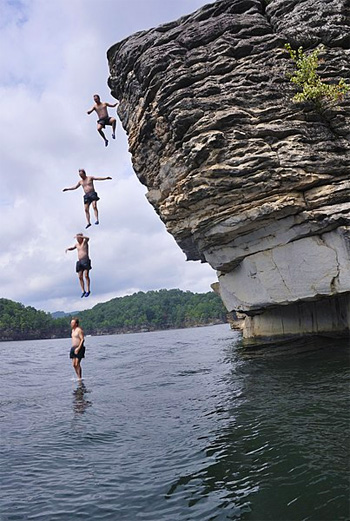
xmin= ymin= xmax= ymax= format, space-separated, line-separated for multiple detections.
xmin=65 ymin=233 xmax=92 ymax=298
xmin=69 ymin=317 xmax=85 ymax=380
xmin=87 ymin=94 xmax=118 ymax=146
xmin=63 ymin=169 xmax=112 ymax=228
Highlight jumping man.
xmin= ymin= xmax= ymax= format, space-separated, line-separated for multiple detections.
xmin=63 ymin=169 xmax=112 ymax=228
xmin=65 ymin=233 xmax=92 ymax=298
xmin=69 ymin=317 xmax=85 ymax=380
xmin=87 ymin=94 xmax=118 ymax=147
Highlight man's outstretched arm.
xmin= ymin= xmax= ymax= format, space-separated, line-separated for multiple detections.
xmin=65 ymin=245 xmax=76 ymax=253
xmin=62 ymin=182 xmax=81 ymax=192
xmin=87 ymin=106 xmax=95 ymax=115
xmin=91 ymin=176 xmax=112 ymax=181
xmin=105 ymin=102 xmax=118 ymax=108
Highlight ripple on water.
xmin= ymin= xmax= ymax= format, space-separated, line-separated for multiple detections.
xmin=0 ymin=327 xmax=349 ymax=521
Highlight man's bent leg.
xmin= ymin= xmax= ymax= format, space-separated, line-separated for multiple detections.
xmin=111 ymin=118 xmax=116 ymax=139
xmin=97 ymin=124 xmax=108 ymax=146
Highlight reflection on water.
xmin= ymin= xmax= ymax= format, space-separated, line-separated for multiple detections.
xmin=164 ymin=336 xmax=350 ymax=521
xmin=239 ymin=335 xmax=349 ymax=358
xmin=72 ymin=381 xmax=92 ymax=415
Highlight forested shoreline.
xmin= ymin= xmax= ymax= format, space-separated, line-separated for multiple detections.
xmin=0 ymin=289 xmax=228 ymax=341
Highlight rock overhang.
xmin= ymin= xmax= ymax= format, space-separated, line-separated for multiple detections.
xmin=107 ymin=0 xmax=350 ymax=338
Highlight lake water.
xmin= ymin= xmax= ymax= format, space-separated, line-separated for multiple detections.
xmin=0 ymin=324 xmax=349 ymax=521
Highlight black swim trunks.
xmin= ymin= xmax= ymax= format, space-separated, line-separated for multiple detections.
xmin=83 ymin=191 xmax=100 ymax=205
xmin=76 ymin=258 xmax=92 ymax=272
xmin=69 ymin=344 xmax=86 ymax=361
xmin=97 ymin=116 xmax=111 ymax=127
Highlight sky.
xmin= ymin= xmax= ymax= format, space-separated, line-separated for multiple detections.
xmin=0 ymin=0 xmax=215 ymax=313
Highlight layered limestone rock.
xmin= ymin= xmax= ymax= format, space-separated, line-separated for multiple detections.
xmin=107 ymin=0 xmax=350 ymax=340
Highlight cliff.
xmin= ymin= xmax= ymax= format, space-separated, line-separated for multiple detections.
xmin=107 ymin=0 xmax=350 ymax=340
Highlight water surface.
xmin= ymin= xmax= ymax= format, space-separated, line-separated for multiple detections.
xmin=1 ymin=325 xmax=349 ymax=520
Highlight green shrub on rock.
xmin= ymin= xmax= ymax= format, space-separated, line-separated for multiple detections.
xmin=285 ymin=43 xmax=349 ymax=108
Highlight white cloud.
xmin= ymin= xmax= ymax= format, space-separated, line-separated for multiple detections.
xmin=0 ymin=0 xmax=215 ymax=313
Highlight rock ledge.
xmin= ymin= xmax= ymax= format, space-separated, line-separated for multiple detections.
xmin=108 ymin=0 xmax=350 ymax=340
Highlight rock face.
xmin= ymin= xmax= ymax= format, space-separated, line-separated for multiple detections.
xmin=107 ymin=0 xmax=350 ymax=340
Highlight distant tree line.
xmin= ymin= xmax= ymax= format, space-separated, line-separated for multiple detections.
xmin=78 ymin=289 xmax=227 ymax=334
xmin=0 ymin=299 xmax=66 ymax=341
xmin=0 ymin=289 xmax=228 ymax=341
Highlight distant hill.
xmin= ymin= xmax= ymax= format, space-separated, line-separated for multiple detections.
xmin=0 ymin=290 xmax=228 ymax=341
xmin=0 ymin=298 xmax=67 ymax=341
xmin=78 ymin=289 xmax=227 ymax=335
xmin=51 ymin=310 xmax=77 ymax=319
xmin=51 ymin=311 xmax=69 ymax=319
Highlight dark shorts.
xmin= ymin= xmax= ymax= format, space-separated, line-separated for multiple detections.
xmin=83 ymin=191 xmax=100 ymax=205
xmin=76 ymin=258 xmax=92 ymax=272
xmin=70 ymin=344 xmax=86 ymax=361
xmin=97 ymin=116 xmax=111 ymax=127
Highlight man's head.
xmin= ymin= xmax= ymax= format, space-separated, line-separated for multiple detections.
xmin=93 ymin=94 xmax=100 ymax=103
xmin=75 ymin=233 xmax=84 ymax=244
xmin=71 ymin=317 xmax=79 ymax=329
xmin=79 ymin=169 xmax=86 ymax=179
